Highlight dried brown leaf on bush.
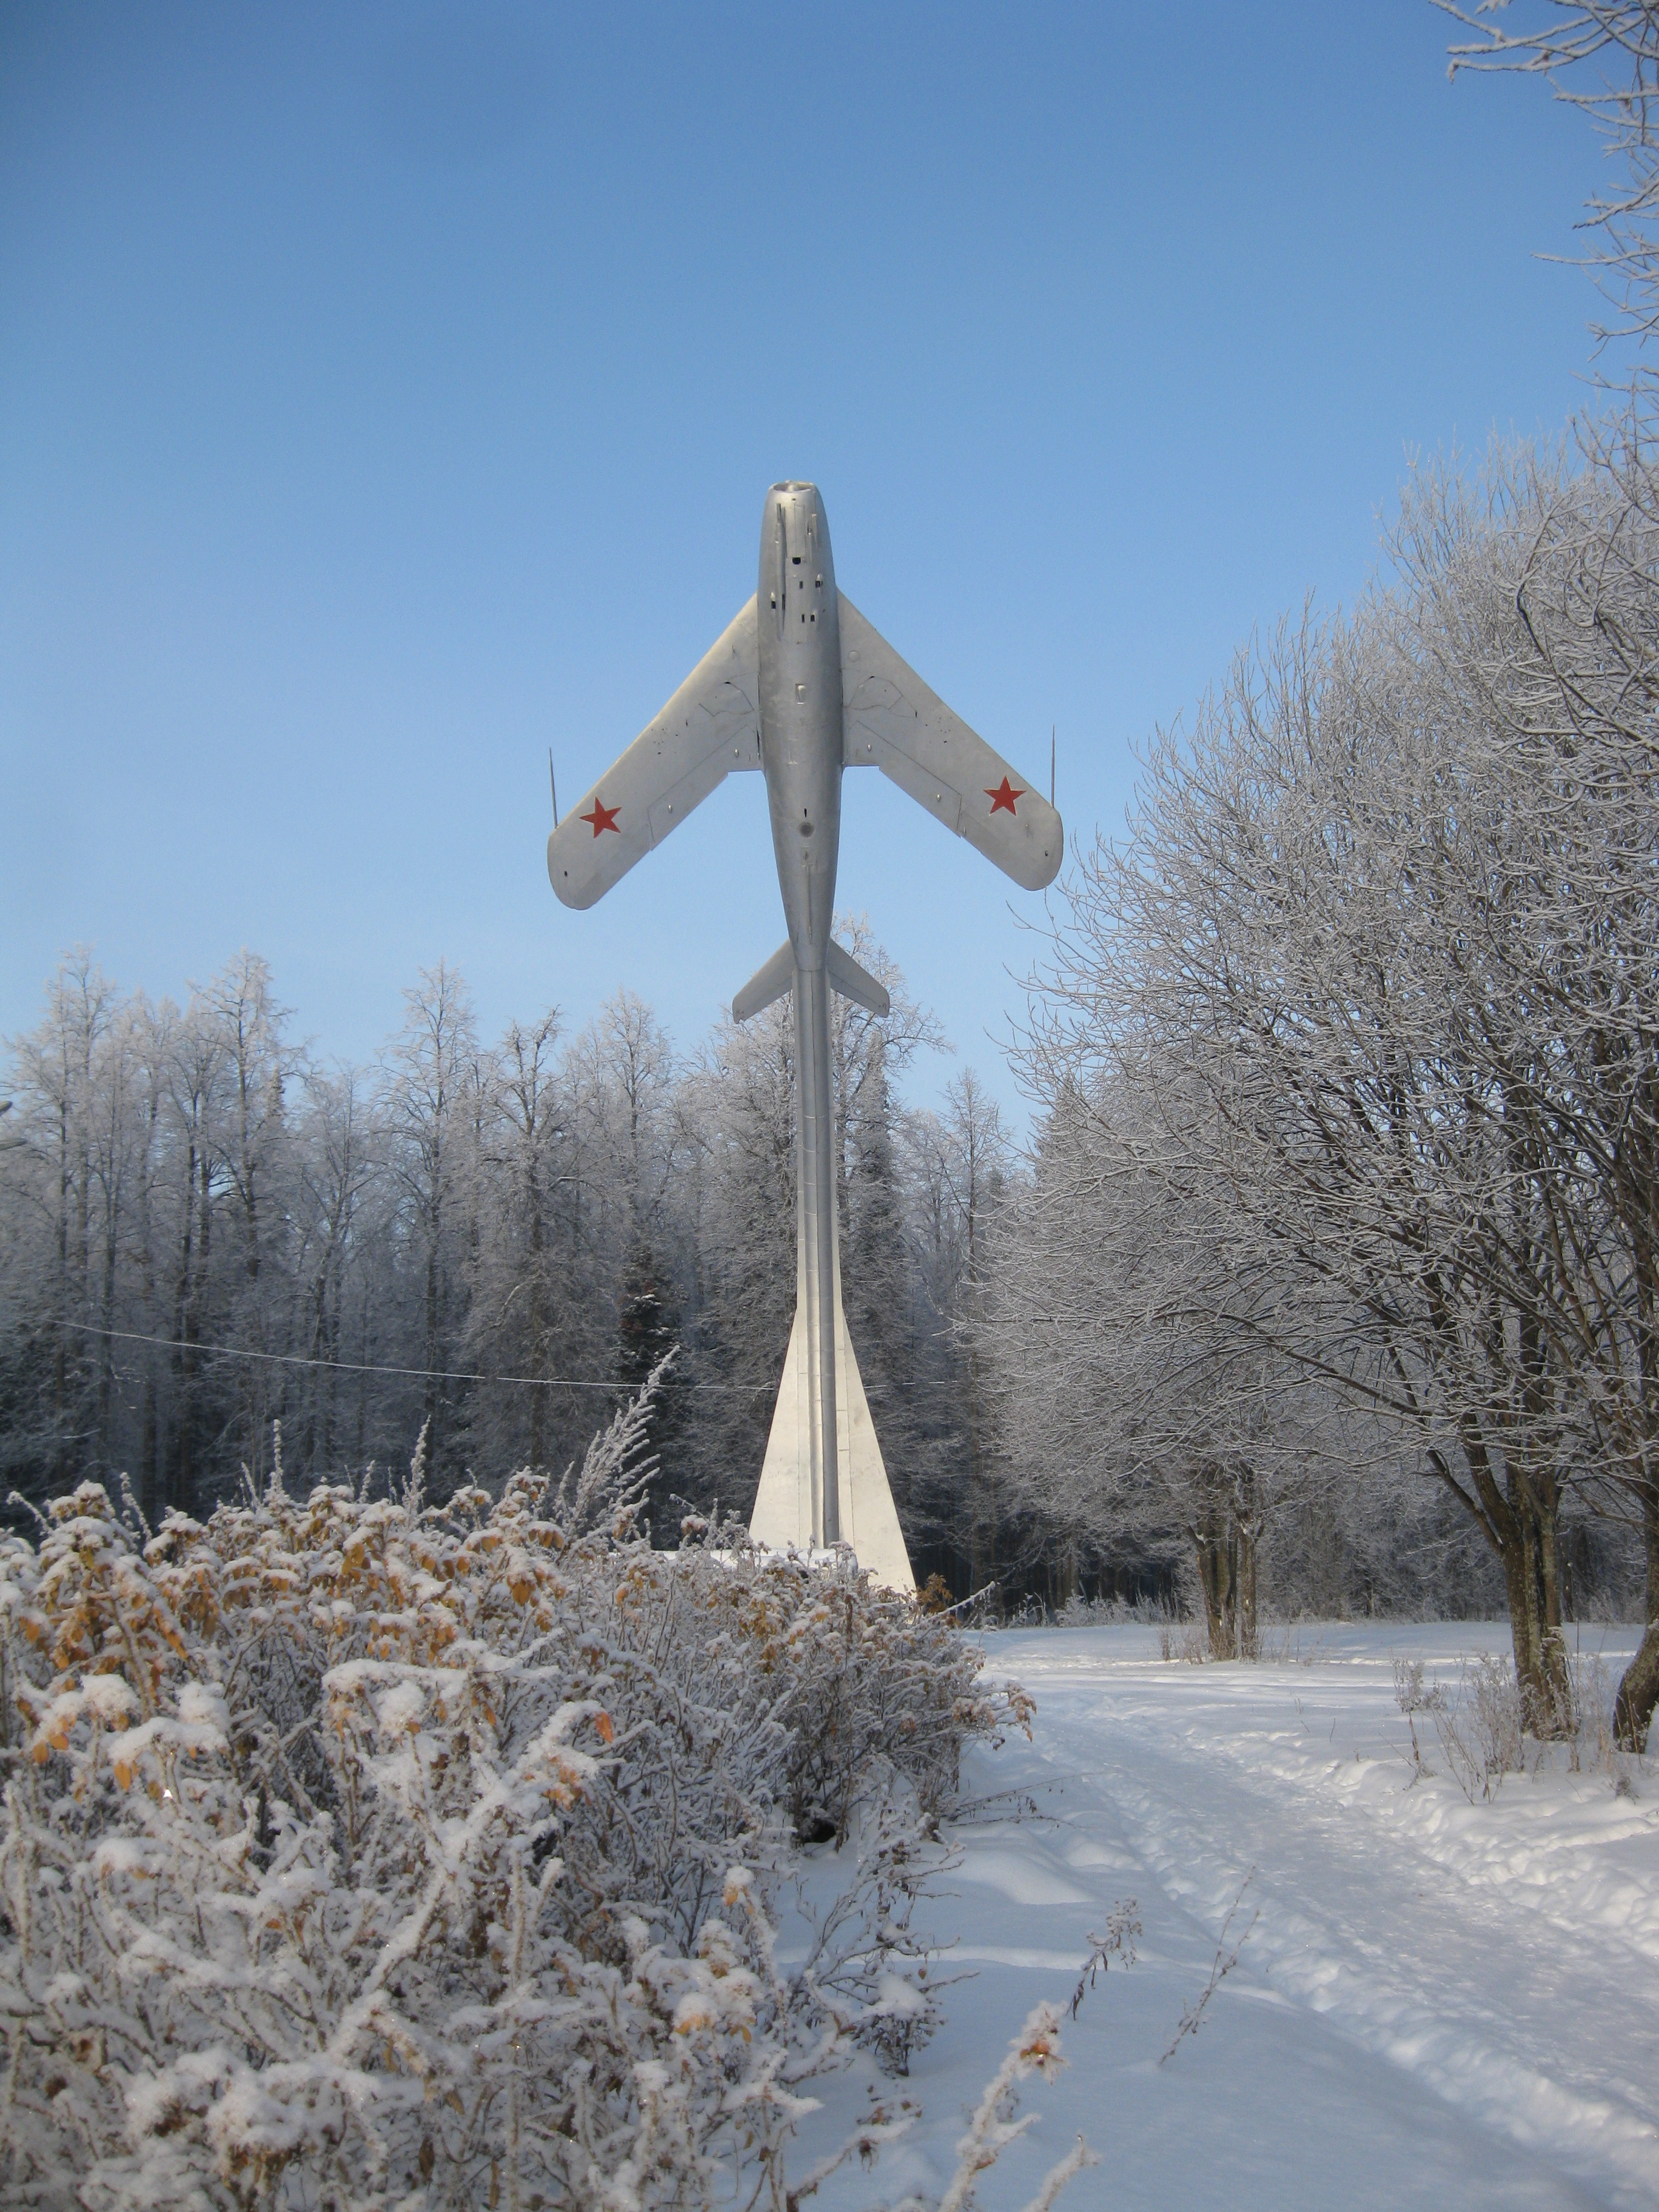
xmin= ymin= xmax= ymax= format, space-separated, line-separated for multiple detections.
xmin=0 ymin=1386 xmax=1036 ymax=2210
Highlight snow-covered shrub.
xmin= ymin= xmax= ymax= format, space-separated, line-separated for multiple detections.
xmin=1155 ymin=1617 xmax=1210 ymax=1665
xmin=933 ymin=2003 xmax=1093 ymax=2212
xmin=1401 ymin=1648 xmax=1641 ymax=1802
xmin=0 ymin=1399 xmax=1028 ymax=2209
xmin=764 ymin=1563 xmax=1027 ymax=1846
xmin=1564 ymin=1652 xmax=1640 ymax=1795
xmin=1408 ymin=1654 xmax=1524 ymax=1803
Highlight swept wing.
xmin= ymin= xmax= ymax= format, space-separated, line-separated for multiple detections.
xmin=548 ymin=597 xmax=760 ymax=910
xmin=839 ymin=595 xmax=1062 ymax=891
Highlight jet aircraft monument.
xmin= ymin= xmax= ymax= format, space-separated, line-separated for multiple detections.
xmin=547 ymin=483 xmax=1063 ymax=1591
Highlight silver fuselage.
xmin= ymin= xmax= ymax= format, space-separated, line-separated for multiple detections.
xmin=757 ymin=483 xmax=844 ymax=1544
xmin=759 ymin=483 xmax=843 ymax=965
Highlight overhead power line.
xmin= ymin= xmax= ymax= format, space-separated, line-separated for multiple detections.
xmin=54 ymin=1318 xmax=757 ymax=1394
xmin=51 ymin=1318 xmax=984 ymax=1401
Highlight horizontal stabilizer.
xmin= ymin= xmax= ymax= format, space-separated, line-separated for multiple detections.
xmin=732 ymin=941 xmax=794 ymax=1025
xmin=826 ymin=939 xmax=890 ymax=1017
xmin=731 ymin=938 xmax=891 ymax=1024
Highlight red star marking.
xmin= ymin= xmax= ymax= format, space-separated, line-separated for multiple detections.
xmin=986 ymin=776 xmax=1023 ymax=816
xmin=580 ymin=797 xmax=621 ymax=837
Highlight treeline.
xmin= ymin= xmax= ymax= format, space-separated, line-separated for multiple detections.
xmin=0 ymin=925 xmax=1010 ymax=1591
xmin=979 ymin=438 xmax=1657 ymax=1741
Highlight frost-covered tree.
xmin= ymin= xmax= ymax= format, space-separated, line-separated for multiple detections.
xmin=475 ymin=1012 xmax=598 ymax=1479
xmin=1011 ymin=442 xmax=1651 ymax=1717
xmin=907 ymin=1071 xmax=1011 ymax=1593
xmin=677 ymin=992 xmax=799 ymax=1509
xmin=1441 ymin=1 xmax=1659 ymax=379
xmin=381 ymin=962 xmax=481 ymax=1496
xmin=1437 ymin=0 xmax=1659 ymax=1749
xmin=981 ymin=1061 xmax=1452 ymax=1647
xmin=287 ymin=1061 xmax=381 ymax=1480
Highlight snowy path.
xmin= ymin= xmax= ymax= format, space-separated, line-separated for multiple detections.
xmin=807 ymin=1623 xmax=1659 ymax=2211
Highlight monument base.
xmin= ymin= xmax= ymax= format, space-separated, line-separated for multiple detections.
xmin=748 ymin=1255 xmax=915 ymax=1595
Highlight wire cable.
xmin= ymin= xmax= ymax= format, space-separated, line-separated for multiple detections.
xmin=50 ymin=1317 xmax=984 ymax=1400
xmin=55 ymin=1318 xmax=760 ymax=1393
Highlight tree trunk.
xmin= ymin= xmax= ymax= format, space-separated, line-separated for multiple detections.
xmin=323 ymin=1261 xmax=339 ymax=1467
xmin=1439 ymin=1416 xmax=1572 ymax=1738
xmin=355 ymin=1281 xmax=370 ymax=1468
xmin=528 ymin=1153 xmax=546 ymax=1470
xmin=172 ymin=1138 xmax=197 ymax=1520
xmin=98 ymin=1213 xmax=117 ymax=1473
xmin=1193 ymin=1512 xmax=1236 ymax=1660
xmin=966 ymin=1347 xmax=996 ymax=1598
xmin=303 ymin=1267 xmax=329 ymax=1473
xmin=53 ymin=1093 xmax=70 ymax=1490
xmin=1616 ymin=1471 xmax=1659 ymax=1752
xmin=140 ymin=1372 xmax=159 ymax=1528
xmin=1515 ymin=1309 xmax=1571 ymax=1734
xmin=139 ymin=1092 xmax=159 ymax=1526
xmin=1504 ymin=1464 xmax=1571 ymax=1737
xmin=1054 ymin=1543 xmax=1079 ymax=1610
xmin=1614 ymin=1251 xmax=1659 ymax=1752
xmin=1530 ymin=1481 xmax=1571 ymax=1734
xmin=423 ymin=1235 xmax=442 ymax=1489
xmin=1235 ymin=1514 xmax=1259 ymax=1660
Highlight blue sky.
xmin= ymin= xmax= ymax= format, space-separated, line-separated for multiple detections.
xmin=0 ymin=2 xmax=1604 ymax=1123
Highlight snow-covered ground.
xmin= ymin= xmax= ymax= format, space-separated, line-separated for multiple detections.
xmin=804 ymin=1622 xmax=1659 ymax=2211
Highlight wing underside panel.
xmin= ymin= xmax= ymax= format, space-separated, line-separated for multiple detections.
xmin=838 ymin=594 xmax=1062 ymax=892
xmin=548 ymin=595 xmax=760 ymax=910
